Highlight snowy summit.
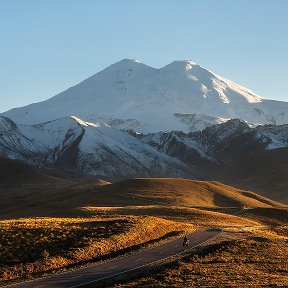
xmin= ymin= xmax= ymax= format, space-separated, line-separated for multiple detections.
xmin=2 ymin=59 xmax=288 ymax=133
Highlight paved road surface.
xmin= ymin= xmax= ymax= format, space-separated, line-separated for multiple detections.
xmin=4 ymin=229 xmax=221 ymax=288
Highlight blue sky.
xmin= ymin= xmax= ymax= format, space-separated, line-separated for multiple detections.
xmin=1 ymin=0 xmax=287 ymax=112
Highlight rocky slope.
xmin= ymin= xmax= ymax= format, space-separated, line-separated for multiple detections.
xmin=139 ymin=119 xmax=288 ymax=165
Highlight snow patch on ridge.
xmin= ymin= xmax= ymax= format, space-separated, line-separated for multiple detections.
xmin=71 ymin=115 xmax=103 ymax=128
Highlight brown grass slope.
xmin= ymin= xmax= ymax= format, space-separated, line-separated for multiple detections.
xmin=83 ymin=205 xmax=260 ymax=228
xmin=0 ymin=158 xmax=114 ymax=219
xmin=1 ymin=164 xmax=285 ymax=219
xmin=99 ymin=178 xmax=285 ymax=208
xmin=1 ymin=177 xmax=171 ymax=220
xmin=0 ymin=181 xmax=115 ymax=219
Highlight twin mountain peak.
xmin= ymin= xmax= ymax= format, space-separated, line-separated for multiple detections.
xmin=2 ymin=58 xmax=288 ymax=133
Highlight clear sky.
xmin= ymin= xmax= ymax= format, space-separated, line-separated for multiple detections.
xmin=1 ymin=0 xmax=287 ymax=113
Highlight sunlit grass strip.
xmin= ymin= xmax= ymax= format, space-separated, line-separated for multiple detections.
xmin=0 ymin=216 xmax=192 ymax=283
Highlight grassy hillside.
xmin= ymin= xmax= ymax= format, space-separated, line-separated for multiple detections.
xmin=83 ymin=205 xmax=260 ymax=228
xmin=1 ymin=175 xmax=285 ymax=220
xmin=0 ymin=181 xmax=156 ymax=219
xmin=99 ymin=178 xmax=285 ymax=208
xmin=0 ymin=158 xmax=110 ymax=219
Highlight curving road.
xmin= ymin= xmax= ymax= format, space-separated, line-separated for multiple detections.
xmin=4 ymin=229 xmax=222 ymax=288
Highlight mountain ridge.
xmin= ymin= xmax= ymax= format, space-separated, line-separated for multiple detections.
xmin=0 ymin=115 xmax=195 ymax=180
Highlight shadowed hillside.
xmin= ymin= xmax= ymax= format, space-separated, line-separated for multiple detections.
xmin=0 ymin=157 xmax=53 ymax=186
xmin=239 ymin=207 xmax=288 ymax=225
xmin=225 ymin=147 xmax=288 ymax=204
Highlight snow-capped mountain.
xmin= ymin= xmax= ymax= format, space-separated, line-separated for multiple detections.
xmin=2 ymin=59 xmax=288 ymax=133
xmin=0 ymin=116 xmax=194 ymax=180
xmin=1 ymin=114 xmax=287 ymax=181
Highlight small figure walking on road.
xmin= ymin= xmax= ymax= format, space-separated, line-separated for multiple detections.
xmin=183 ymin=235 xmax=189 ymax=248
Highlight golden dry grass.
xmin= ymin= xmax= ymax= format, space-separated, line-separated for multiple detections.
xmin=1 ymin=177 xmax=285 ymax=220
xmin=111 ymin=227 xmax=288 ymax=288
xmin=83 ymin=205 xmax=261 ymax=228
xmin=99 ymin=178 xmax=285 ymax=208
xmin=0 ymin=216 xmax=192 ymax=284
